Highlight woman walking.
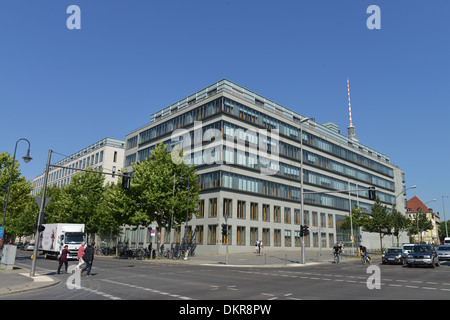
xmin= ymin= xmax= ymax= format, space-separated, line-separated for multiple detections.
xmin=57 ymin=245 xmax=70 ymax=274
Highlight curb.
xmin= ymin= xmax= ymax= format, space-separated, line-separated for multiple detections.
xmin=0 ymin=271 xmax=61 ymax=297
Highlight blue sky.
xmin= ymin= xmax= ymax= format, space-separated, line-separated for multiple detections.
xmin=1 ymin=1 xmax=449 ymax=218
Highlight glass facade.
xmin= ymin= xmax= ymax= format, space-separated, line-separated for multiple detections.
xmin=123 ymin=80 xmax=403 ymax=253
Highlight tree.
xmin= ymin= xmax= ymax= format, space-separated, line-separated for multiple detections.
xmin=47 ymin=168 xmax=106 ymax=235
xmin=389 ymin=205 xmax=411 ymax=246
xmin=0 ymin=152 xmax=34 ymax=241
xmin=415 ymin=210 xmax=433 ymax=243
xmin=340 ymin=204 xmax=369 ymax=233
xmin=438 ymin=220 xmax=450 ymax=243
xmin=127 ymin=142 xmax=200 ymax=236
xmin=364 ymin=198 xmax=391 ymax=251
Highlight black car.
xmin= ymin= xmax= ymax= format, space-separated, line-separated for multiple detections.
xmin=382 ymin=248 xmax=405 ymax=265
xmin=406 ymin=244 xmax=440 ymax=268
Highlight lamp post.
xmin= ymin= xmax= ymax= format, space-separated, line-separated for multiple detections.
xmin=415 ymin=199 xmax=436 ymax=243
xmin=442 ymin=196 xmax=448 ymax=238
xmin=1 ymin=138 xmax=32 ymax=246
xmin=299 ymin=117 xmax=309 ymax=264
xmin=180 ymin=164 xmax=191 ymax=256
xmin=390 ymin=185 xmax=416 ymax=246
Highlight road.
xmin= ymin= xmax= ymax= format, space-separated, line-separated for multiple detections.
xmin=4 ymin=250 xmax=450 ymax=304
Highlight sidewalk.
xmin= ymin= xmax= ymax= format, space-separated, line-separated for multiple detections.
xmin=0 ymin=266 xmax=60 ymax=297
xmin=0 ymin=249 xmax=356 ymax=297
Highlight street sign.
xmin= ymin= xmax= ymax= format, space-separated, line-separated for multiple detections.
xmin=151 ymin=225 xmax=155 ymax=237
xmin=34 ymin=196 xmax=51 ymax=208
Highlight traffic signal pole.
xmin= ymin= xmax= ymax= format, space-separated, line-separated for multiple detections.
xmin=29 ymin=150 xmax=132 ymax=277
xmin=302 ymin=186 xmax=377 ymax=259
xmin=30 ymin=149 xmax=52 ymax=277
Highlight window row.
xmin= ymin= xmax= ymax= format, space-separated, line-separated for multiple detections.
xmin=119 ymin=225 xmax=337 ymax=249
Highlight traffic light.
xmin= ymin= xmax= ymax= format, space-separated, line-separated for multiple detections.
xmin=121 ymin=173 xmax=131 ymax=190
xmin=368 ymin=187 xmax=376 ymax=200
xmin=300 ymin=225 xmax=309 ymax=237
xmin=34 ymin=212 xmax=48 ymax=232
xmin=221 ymin=224 xmax=228 ymax=237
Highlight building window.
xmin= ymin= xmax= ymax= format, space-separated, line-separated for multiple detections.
xmin=263 ymin=204 xmax=270 ymax=222
xmin=250 ymin=227 xmax=258 ymax=246
xmin=223 ymin=198 xmax=232 ymax=218
xmin=209 ymin=198 xmax=217 ymax=217
xmin=285 ymin=230 xmax=292 ymax=247
xmin=208 ymin=225 xmax=217 ymax=245
xmin=250 ymin=202 xmax=258 ymax=221
xmin=198 ymin=200 xmax=205 ymax=218
xmin=295 ymin=230 xmax=301 ymax=247
xmin=237 ymin=226 xmax=245 ymax=245
xmin=274 ymin=206 xmax=281 ymax=223
xmin=294 ymin=209 xmax=300 ymax=225
xmin=312 ymin=212 xmax=318 ymax=227
xmin=320 ymin=212 xmax=326 ymax=228
xmin=274 ymin=229 xmax=281 ymax=246
xmin=237 ymin=201 xmax=246 ymax=219
xmin=328 ymin=214 xmax=333 ymax=228
xmin=284 ymin=208 xmax=291 ymax=224
xmin=313 ymin=232 xmax=319 ymax=247
xmin=196 ymin=226 xmax=204 ymax=245
xmin=262 ymin=228 xmax=270 ymax=247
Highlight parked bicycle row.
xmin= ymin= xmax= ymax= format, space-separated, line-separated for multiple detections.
xmin=94 ymin=244 xmax=196 ymax=260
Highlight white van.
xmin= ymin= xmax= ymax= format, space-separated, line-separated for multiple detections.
xmin=444 ymin=237 xmax=450 ymax=245
xmin=402 ymin=243 xmax=415 ymax=258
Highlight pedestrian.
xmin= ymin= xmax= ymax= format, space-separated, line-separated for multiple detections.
xmin=255 ymin=240 xmax=259 ymax=254
xmin=80 ymin=241 xmax=95 ymax=277
xmin=76 ymin=242 xmax=86 ymax=271
xmin=258 ymin=240 xmax=264 ymax=255
xmin=57 ymin=245 xmax=70 ymax=274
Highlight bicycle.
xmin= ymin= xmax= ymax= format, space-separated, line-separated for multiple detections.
xmin=334 ymin=252 xmax=340 ymax=264
xmin=361 ymin=254 xmax=371 ymax=265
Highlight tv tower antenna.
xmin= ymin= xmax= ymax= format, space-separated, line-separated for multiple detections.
xmin=347 ymin=77 xmax=359 ymax=142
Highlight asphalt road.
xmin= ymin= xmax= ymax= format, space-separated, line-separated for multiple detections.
xmin=4 ymin=250 xmax=450 ymax=303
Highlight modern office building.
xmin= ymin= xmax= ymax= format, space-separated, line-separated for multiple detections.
xmin=123 ymin=79 xmax=406 ymax=255
xmin=32 ymin=137 xmax=126 ymax=195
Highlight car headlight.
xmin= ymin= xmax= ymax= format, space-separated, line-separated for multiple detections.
xmin=424 ymin=255 xmax=431 ymax=259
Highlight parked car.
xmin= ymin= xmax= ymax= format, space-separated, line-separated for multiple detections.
xmin=437 ymin=245 xmax=450 ymax=261
xmin=382 ymin=248 xmax=405 ymax=264
xmin=407 ymin=244 xmax=440 ymax=268
xmin=23 ymin=243 xmax=35 ymax=251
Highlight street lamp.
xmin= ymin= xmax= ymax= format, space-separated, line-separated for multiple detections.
xmin=415 ymin=199 xmax=436 ymax=243
xmin=442 ymin=196 xmax=448 ymax=238
xmin=299 ymin=117 xmax=310 ymax=264
xmin=1 ymin=138 xmax=32 ymax=247
xmin=179 ymin=164 xmax=191 ymax=256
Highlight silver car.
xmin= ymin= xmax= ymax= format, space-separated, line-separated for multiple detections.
xmin=437 ymin=245 xmax=450 ymax=261
xmin=407 ymin=245 xmax=440 ymax=268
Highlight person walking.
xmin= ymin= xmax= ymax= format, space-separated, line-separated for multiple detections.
xmin=75 ymin=242 xmax=86 ymax=271
xmin=57 ymin=245 xmax=70 ymax=274
xmin=80 ymin=241 xmax=95 ymax=277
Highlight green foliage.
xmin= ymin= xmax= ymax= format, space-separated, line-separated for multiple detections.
xmin=127 ymin=142 xmax=200 ymax=230
xmin=37 ymin=143 xmax=200 ymax=239
xmin=0 ymin=152 xmax=35 ymax=240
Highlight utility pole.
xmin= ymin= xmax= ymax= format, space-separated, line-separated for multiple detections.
xmin=30 ymin=149 xmax=52 ymax=277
